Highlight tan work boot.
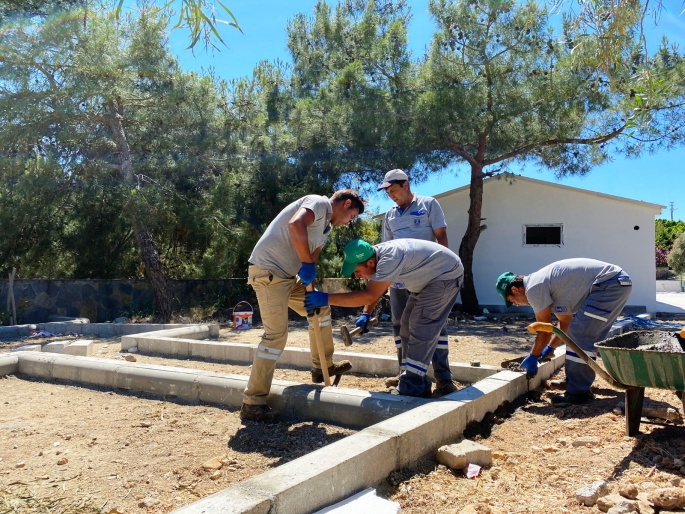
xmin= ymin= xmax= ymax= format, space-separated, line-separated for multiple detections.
xmin=384 ymin=375 xmax=400 ymax=388
xmin=240 ymin=403 xmax=280 ymax=422
xmin=311 ymin=360 xmax=352 ymax=383
xmin=433 ymin=380 xmax=459 ymax=397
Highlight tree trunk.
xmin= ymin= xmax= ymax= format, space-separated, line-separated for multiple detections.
xmin=458 ymin=162 xmax=485 ymax=315
xmin=108 ymin=102 xmax=173 ymax=322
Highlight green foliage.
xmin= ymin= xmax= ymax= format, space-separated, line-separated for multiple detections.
xmin=667 ymin=234 xmax=685 ymax=275
xmin=655 ymin=219 xmax=685 ymax=251
xmin=316 ymin=216 xmax=381 ymax=280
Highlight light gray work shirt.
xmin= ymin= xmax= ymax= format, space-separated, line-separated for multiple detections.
xmin=382 ymin=194 xmax=447 ymax=243
xmin=371 ymin=239 xmax=463 ymax=294
xmin=249 ymin=195 xmax=332 ymax=279
xmin=524 ymin=258 xmax=622 ymax=316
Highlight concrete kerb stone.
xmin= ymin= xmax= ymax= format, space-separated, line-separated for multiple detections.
xmin=121 ymin=324 xmax=218 ymax=351
xmin=171 ymin=486 xmax=272 ymax=514
xmin=215 ymin=430 xmax=399 ymax=514
xmin=124 ymin=333 xmax=502 ymax=383
xmin=0 ymin=354 xmax=19 ymax=376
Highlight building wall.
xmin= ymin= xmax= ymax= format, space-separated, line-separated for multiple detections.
xmin=437 ymin=177 xmax=660 ymax=313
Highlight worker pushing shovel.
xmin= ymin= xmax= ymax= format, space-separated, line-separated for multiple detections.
xmin=305 ymin=238 xmax=463 ymax=398
xmin=495 ymin=258 xmax=632 ymax=406
xmin=240 ymin=190 xmax=365 ymax=423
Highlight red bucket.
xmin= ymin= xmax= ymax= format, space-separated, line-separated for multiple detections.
xmin=232 ymin=301 xmax=253 ymax=330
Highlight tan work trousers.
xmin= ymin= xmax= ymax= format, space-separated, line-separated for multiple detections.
xmin=243 ymin=264 xmax=335 ymax=406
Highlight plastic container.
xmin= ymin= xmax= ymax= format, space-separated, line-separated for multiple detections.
xmin=232 ymin=301 xmax=253 ymax=330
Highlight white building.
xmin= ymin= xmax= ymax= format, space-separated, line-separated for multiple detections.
xmin=434 ymin=175 xmax=664 ymax=314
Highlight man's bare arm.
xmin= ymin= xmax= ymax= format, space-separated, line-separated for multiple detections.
xmin=288 ymin=208 xmax=316 ymax=263
xmin=328 ymin=281 xmax=393 ymax=308
xmin=433 ymin=227 xmax=448 ymax=247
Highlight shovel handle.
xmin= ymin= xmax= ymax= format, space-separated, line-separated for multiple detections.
xmin=526 ymin=322 xmax=628 ymax=391
xmin=306 ymin=284 xmax=331 ymax=386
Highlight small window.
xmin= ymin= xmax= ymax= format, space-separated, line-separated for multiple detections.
xmin=523 ymin=224 xmax=563 ymax=246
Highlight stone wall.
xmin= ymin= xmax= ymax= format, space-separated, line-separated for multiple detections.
xmin=0 ymin=279 xmax=252 ymax=324
xmin=0 ymin=278 xmax=352 ymax=324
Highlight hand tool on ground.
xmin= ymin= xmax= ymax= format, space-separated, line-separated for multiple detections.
xmin=306 ymin=284 xmax=331 ymax=386
xmin=340 ymin=317 xmax=378 ymax=346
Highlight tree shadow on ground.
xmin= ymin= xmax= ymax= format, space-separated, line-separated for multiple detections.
xmin=227 ymin=420 xmax=350 ymax=465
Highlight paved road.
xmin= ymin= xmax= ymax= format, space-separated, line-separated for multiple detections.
xmin=656 ymin=292 xmax=685 ymax=313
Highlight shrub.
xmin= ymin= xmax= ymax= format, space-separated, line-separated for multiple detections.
xmin=656 ymin=247 xmax=670 ymax=267
xmin=667 ymin=234 xmax=685 ymax=275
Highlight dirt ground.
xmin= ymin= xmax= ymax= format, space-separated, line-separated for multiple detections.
xmin=1 ymin=314 xmax=684 ymax=513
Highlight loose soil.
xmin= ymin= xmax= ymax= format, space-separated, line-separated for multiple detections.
xmin=1 ymin=315 xmax=684 ymax=513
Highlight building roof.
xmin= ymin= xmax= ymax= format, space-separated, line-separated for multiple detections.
xmin=432 ymin=174 xmax=665 ymax=213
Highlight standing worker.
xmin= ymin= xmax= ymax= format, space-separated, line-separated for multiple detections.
xmin=241 ymin=189 xmax=365 ymax=422
xmin=355 ymin=169 xmax=457 ymax=396
xmin=495 ymin=258 xmax=632 ymax=405
xmin=305 ymin=238 xmax=464 ymax=398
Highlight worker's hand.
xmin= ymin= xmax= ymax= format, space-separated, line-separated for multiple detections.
xmin=539 ymin=345 xmax=554 ymax=361
xmin=298 ymin=262 xmax=316 ymax=287
xmin=355 ymin=313 xmax=371 ymax=334
xmin=304 ymin=291 xmax=329 ymax=315
xmin=519 ymin=353 xmax=539 ymax=378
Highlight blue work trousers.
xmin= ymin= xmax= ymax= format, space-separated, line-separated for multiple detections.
xmin=397 ymin=279 xmax=460 ymax=396
xmin=390 ymin=286 xmax=452 ymax=384
xmin=565 ymin=271 xmax=632 ymax=395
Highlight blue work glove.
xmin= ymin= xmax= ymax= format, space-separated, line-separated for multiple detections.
xmin=519 ymin=353 xmax=539 ymax=378
xmin=355 ymin=313 xmax=371 ymax=334
xmin=304 ymin=291 xmax=329 ymax=315
xmin=539 ymin=345 xmax=554 ymax=361
xmin=298 ymin=262 xmax=316 ymax=287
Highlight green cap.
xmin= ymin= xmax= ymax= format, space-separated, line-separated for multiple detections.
xmin=495 ymin=272 xmax=515 ymax=308
xmin=341 ymin=239 xmax=375 ymax=277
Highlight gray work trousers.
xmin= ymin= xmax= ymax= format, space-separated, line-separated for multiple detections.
xmin=565 ymin=271 xmax=632 ymax=395
xmin=398 ymin=279 xmax=460 ymax=396
xmin=390 ymin=287 xmax=452 ymax=383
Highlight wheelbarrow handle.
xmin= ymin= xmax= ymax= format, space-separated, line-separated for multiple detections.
xmin=526 ymin=322 xmax=629 ymax=391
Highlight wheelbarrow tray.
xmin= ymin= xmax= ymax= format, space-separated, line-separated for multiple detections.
xmin=595 ymin=330 xmax=685 ymax=391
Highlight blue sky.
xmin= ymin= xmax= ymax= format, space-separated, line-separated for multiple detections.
xmin=151 ymin=1 xmax=685 ymax=219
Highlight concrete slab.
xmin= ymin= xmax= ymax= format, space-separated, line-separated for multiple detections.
xmin=63 ymin=340 xmax=93 ymax=357
xmin=0 ymin=354 xmax=19 ymax=376
xmin=314 ymin=488 xmax=400 ymax=514
xmin=12 ymin=344 xmax=42 ymax=352
xmin=42 ymin=340 xmax=71 ymax=354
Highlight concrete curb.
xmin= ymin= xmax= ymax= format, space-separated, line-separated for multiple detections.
xmin=0 ymin=321 xmax=211 ymax=340
xmin=172 ymin=355 xmax=563 ymax=514
xmin=0 ymin=354 xmax=19 ymax=376
xmin=122 ymin=335 xmax=501 ymax=382
xmin=121 ymin=324 xmax=220 ymax=351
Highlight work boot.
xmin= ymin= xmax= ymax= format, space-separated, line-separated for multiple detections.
xmin=311 ymin=360 xmax=352 ymax=384
xmin=546 ymin=377 xmax=567 ymax=390
xmin=433 ymin=380 xmax=459 ymax=397
xmin=388 ymin=383 xmax=432 ymax=398
xmin=551 ymin=390 xmax=594 ymax=406
xmin=384 ymin=375 xmax=400 ymax=388
xmin=240 ymin=403 xmax=280 ymax=422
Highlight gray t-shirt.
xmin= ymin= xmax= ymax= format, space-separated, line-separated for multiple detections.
xmin=371 ymin=239 xmax=464 ymax=293
xmin=249 ymin=195 xmax=332 ymax=278
xmin=382 ymin=194 xmax=447 ymax=243
xmin=524 ymin=258 xmax=622 ymax=316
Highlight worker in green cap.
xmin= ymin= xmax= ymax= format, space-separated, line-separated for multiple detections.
xmin=495 ymin=258 xmax=632 ymax=405
xmin=305 ymin=238 xmax=463 ymax=397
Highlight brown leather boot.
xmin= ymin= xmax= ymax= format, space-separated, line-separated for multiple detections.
xmin=239 ymin=403 xmax=280 ymax=422
xmin=311 ymin=360 xmax=352 ymax=383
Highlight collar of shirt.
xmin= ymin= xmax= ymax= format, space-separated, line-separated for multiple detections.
xmin=395 ymin=193 xmax=417 ymax=216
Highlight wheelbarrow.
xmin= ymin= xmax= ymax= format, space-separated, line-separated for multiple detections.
xmin=527 ymin=322 xmax=685 ymax=436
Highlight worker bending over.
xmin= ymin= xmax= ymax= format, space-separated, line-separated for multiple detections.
xmin=496 ymin=258 xmax=632 ymax=405
xmin=306 ymin=238 xmax=463 ymax=398
xmin=241 ymin=190 xmax=365 ymax=422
